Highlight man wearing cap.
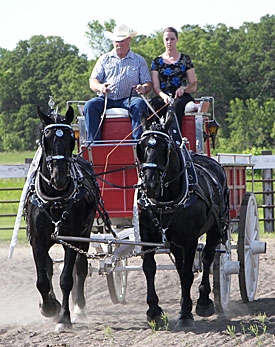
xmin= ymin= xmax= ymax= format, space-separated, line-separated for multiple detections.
xmin=84 ymin=24 xmax=152 ymax=141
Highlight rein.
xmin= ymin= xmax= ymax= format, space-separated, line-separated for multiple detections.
xmin=78 ymin=93 xmax=108 ymax=157
xmin=95 ymin=164 xmax=140 ymax=189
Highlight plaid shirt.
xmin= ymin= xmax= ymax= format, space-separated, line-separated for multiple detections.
xmin=90 ymin=49 xmax=151 ymax=100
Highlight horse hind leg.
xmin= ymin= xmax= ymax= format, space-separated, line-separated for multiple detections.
xmin=71 ymin=253 xmax=89 ymax=323
xmin=196 ymin=230 xmax=220 ymax=317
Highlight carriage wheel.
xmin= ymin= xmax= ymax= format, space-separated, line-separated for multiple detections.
xmin=106 ymin=257 xmax=128 ymax=304
xmin=238 ymin=192 xmax=261 ymax=303
xmin=213 ymin=227 xmax=232 ymax=313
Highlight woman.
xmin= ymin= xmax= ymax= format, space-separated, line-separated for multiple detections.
xmin=151 ymin=27 xmax=198 ymax=128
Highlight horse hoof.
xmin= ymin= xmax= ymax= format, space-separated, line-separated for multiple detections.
xmin=147 ymin=313 xmax=168 ymax=331
xmin=196 ymin=302 xmax=215 ymax=317
xmin=174 ymin=318 xmax=195 ymax=331
xmin=55 ymin=322 xmax=73 ymax=332
xmin=39 ymin=299 xmax=61 ymax=318
xmin=72 ymin=305 xmax=88 ymax=323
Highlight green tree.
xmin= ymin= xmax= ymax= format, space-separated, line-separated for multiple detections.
xmin=221 ymin=98 xmax=275 ymax=152
xmin=0 ymin=35 xmax=91 ymax=150
xmin=86 ymin=19 xmax=116 ymax=58
xmin=1 ymin=16 xmax=275 ymax=152
xmin=234 ymin=15 xmax=275 ymax=101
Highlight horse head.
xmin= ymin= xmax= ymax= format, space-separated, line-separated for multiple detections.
xmin=38 ymin=106 xmax=75 ymax=191
xmin=137 ymin=111 xmax=182 ymax=201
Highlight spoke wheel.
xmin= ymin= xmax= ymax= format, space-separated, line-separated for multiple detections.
xmin=238 ymin=192 xmax=260 ymax=303
xmin=213 ymin=227 xmax=232 ymax=313
xmin=106 ymin=257 xmax=128 ymax=304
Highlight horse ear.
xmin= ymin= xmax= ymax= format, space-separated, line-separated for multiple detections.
xmin=140 ymin=110 xmax=150 ymax=131
xmin=165 ymin=107 xmax=175 ymax=132
xmin=38 ymin=106 xmax=52 ymax=126
xmin=64 ymin=106 xmax=74 ymax=125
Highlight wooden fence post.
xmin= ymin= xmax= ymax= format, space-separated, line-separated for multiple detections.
xmin=261 ymin=150 xmax=274 ymax=233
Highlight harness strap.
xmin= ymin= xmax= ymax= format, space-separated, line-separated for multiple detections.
xmin=35 ymin=170 xmax=77 ymax=203
xmin=95 ymin=164 xmax=138 ymax=177
xmin=97 ymin=175 xmax=139 ymax=190
xmin=73 ymin=157 xmax=117 ymax=238
xmin=193 ymin=164 xmax=224 ymax=234
xmin=46 ymin=155 xmax=72 ymax=162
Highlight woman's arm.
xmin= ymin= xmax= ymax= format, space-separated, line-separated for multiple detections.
xmin=185 ymin=68 xmax=198 ymax=93
xmin=175 ymin=68 xmax=198 ymax=98
xmin=152 ymin=70 xmax=170 ymax=103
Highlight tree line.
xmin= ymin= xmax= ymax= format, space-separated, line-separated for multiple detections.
xmin=0 ymin=15 xmax=274 ymax=153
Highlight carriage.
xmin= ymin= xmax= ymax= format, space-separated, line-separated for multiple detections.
xmin=59 ymin=96 xmax=266 ymax=314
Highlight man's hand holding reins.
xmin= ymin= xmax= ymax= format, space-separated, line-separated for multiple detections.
xmin=100 ymin=83 xmax=110 ymax=94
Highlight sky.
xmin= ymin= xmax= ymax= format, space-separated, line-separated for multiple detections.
xmin=0 ymin=0 xmax=274 ymax=59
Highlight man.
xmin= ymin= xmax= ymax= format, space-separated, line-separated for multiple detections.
xmin=84 ymin=24 xmax=152 ymax=141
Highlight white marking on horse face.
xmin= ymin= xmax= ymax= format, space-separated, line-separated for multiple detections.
xmin=56 ymin=129 xmax=64 ymax=137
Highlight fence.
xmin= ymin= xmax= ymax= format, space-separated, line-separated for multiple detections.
xmin=216 ymin=151 xmax=275 ymax=233
xmin=0 ymin=162 xmax=28 ymax=232
xmin=0 ymin=186 xmax=25 ymax=231
xmin=0 ymin=154 xmax=275 ymax=233
xmin=247 ymin=151 xmax=274 ymax=233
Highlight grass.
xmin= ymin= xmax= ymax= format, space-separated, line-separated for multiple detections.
xmin=0 ymin=151 xmax=36 ymax=164
xmin=147 ymin=313 xmax=169 ymax=333
xmin=103 ymin=325 xmax=113 ymax=340
xmin=0 ymin=177 xmax=27 ymax=243
xmin=0 ymin=154 xmax=274 ymax=243
xmin=226 ymin=313 xmax=267 ymax=346
xmin=1 ymin=177 xmax=275 ymax=242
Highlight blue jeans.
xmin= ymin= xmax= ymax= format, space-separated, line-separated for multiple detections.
xmin=84 ymin=96 xmax=148 ymax=141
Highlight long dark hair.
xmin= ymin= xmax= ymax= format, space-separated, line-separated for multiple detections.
xmin=163 ymin=27 xmax=178 ymax=39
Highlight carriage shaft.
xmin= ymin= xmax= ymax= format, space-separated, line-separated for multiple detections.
xmin=53 ymin=235 xmax=166 ymax=248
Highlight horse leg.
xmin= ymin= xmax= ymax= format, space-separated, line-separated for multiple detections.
xmin=32 ymin=243 xmax=61 ymax=318
xmin=71 ymin=252 xmax=88 ymax=323
xmin=172 ymin=243 xmax=197 ymax=330
xmin=143 ymin=250 xmax=164 ymax=328
xmin=196 ymin=230 xmax=220 ymax=317
xmin=56 ymin=247 xmax=77 ymax=331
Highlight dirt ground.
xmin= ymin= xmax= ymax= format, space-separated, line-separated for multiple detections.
xmin=0 ymin=239 xmax=274 ymax=347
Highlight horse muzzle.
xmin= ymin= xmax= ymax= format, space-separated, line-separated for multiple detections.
xmin=142 ymin=180 xmax=161 ymax=199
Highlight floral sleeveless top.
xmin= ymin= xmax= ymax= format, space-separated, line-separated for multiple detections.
xmin=151 ymin=53 xmax=194 ymax=97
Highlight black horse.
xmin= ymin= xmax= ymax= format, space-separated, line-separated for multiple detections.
xmin=136 ymin=110 xmax=229 ymax=330
xmin=25 ymin=106 xmax=99 ymax=331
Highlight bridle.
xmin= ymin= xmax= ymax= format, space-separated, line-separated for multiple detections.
xmin=138 ymin=129 xmax=189 ymax=193
xmin=138 ymin=128 xmax=190 ymax=211
xmin=40 ymin=123 xmax=75 ymax=190
xmin=139 ymin=130 xmax=172 ymax=192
